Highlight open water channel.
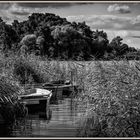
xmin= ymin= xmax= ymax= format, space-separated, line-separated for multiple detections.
xmin=0 ymin=97 xmax=84 ymax=137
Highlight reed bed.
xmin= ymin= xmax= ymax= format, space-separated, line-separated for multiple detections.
xmin=1 ymin=52 xmax=140 ymax=137
xmin=0 ymin=76 xmax=27 ymax=124
xmin=75 ymin=60 xmax=140 ymax=137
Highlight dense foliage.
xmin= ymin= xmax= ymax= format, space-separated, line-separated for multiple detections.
xmin=0 ymin=13 xmax=138 ymax=60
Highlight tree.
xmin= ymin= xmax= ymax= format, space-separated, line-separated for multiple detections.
xmin=0 ymin=13 xmax=137 ymax=60
xmin=0 ymin=22 xmax=18 ymax=54
xmin=51 ymin=24 xmax=91 ymax=60
xmin=36 ymin=36 xmax=45 ymax=55
xmin=36 ymin=24 xmax=54 ymax=56
xmin=91 ymin=30 xmax=109 ymax=59
xmin=109 ymin=36 xmax=129 ymax=57
xmin=20 ymin=34 xmax=37 ymax=55
xmin=0 ymin=17 xmax=3 ymax=23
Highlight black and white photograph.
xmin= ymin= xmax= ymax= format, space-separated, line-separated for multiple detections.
xmin=0 ymin=0 xmax=140 ymax=138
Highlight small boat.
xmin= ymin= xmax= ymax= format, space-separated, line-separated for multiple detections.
xmin=19 ymin=88 xmax=52 ymax=99
xmin=42 ymin=80 xmax=78 ymax=101
xmin=19 ymin=88 xmax=52 ymax=113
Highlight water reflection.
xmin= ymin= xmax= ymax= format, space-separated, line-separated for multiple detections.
xmin=0 ymin=97 xmax=80 ymax=137
xmin=0 ymin=124 xmax=13 ymax=137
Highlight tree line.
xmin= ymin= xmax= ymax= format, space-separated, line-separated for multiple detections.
xmin=0 ymin=13 xmax=139 ymax=60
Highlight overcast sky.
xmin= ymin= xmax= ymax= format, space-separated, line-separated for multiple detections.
xmin=0 ymin=2 xmax=140 ymax=49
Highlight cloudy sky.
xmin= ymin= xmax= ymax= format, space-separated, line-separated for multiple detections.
xmin=0 ymin=2 xmax=140 ymax=49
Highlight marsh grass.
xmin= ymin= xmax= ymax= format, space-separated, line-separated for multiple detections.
xmin=0 ymin=76 xmax=27 ymax=124
xmin=1 ymin=52 xmax=140 ymax=137
xmin=0 ymin=53 xmax=29 ymax=124
xmin=76 ymin=60 xmax=140 ymax=137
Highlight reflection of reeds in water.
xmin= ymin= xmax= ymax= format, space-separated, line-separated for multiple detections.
xmin=0 ymin=77 xmax=27 ymax=125
xmin=11 ymin=118 xmax=33 ymax=137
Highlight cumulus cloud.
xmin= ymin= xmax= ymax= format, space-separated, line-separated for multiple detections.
xmin=107 ymin=4 xmax=131 ymax=14
xmin=66 ymin=14 xmax=140 ymax=31
xmin=0 ymin=2 xmax=139 ymax=32
xmin=131 ymin=15 xmax=140 ymax=24
xmin=104 ymin=30 xmax=140 ymax=49
xmin=0 ymin=3 xmax=29 ymax=24
xmin=124 ymin=37 xmax=140 ymax=49
xmin=67 ymin=15 xmax=132 ymax=30
xmin=105 ymin=30 xmax=129 ymax=40
xmin=9 ymin=4 xmax=30 ymax=15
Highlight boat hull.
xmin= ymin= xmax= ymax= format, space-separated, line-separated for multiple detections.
xmin=24 ymin=98 xmax=48 ymax=113
xmin=19 ymin=88 xmax=52 ymax=114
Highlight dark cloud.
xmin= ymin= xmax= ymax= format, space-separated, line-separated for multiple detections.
xmin=131 ymin=36 xmax=140 ymax=38
xmin=17 ymin=3 xmax=70 ymax=8
xmin=11 ymin=10 xmax=30 ymax=16
xmin=16 ymin=3 xmax=91 ymax=8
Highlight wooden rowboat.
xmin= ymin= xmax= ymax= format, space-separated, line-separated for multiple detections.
xmin=18 ymin=88 xmax=52 ymax=113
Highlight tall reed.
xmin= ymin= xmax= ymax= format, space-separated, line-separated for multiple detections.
xmin=76 ymin=60 xmax=140 ymax=137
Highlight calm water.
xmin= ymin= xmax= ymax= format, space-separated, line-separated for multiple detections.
xmin=0 ymin=97 xmax=83 ymax=137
